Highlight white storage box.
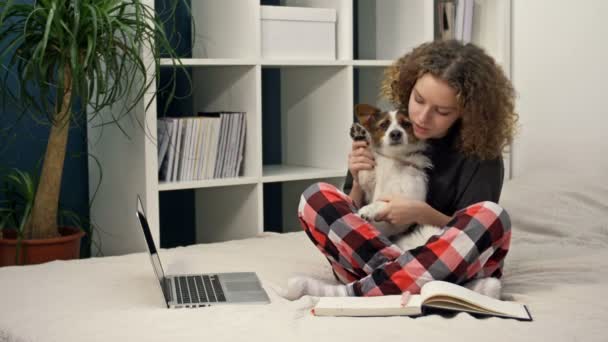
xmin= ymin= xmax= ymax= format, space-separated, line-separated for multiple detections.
xmin=261 ymin=6 xmax=336 ymax=60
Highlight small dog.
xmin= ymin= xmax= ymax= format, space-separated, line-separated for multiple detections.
xmin=351 ymin=103 xmax=442 ymax=250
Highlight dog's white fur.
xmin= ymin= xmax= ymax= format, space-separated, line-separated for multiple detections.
xmin=356 ymin=109 xmax=443 ymax=250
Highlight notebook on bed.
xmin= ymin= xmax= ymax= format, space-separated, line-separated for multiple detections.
xmin=313 ymin=280 xmax=532 ymax=320
xmin=136 ymin=195 xmax=270 ymax=308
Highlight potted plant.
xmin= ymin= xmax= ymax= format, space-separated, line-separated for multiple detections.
xmin=0 ymin=168 xmax=92 ymax=265
xmin=0 ymin=0 xmax=187 ymax=265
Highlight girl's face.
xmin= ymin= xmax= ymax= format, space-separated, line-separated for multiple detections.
xmin=407 ymin=73 xmax=462 ymax=140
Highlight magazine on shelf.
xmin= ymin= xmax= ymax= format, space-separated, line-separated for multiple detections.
xmin=158 ymin=112 xmax=246 ymax=181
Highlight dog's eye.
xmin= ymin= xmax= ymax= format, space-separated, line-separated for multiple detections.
xmin=398 ymin=118 xmax=412 ymax=128
xmin=400 ymin=120 xmax=412 ymax=128
xmin=379 ymin=121 xmax=390 ymax=130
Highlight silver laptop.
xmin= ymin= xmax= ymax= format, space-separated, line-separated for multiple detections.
xmin=136 ymin=196 xmax=270 ymax=308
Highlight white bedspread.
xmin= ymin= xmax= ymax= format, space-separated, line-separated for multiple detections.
xmin=1 ymin=169 xmax=608 ymax=342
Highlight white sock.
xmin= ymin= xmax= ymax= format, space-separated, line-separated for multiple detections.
xmin=463 ymin=277 xmax=502 ymax=299
xmin=277 ymin=276 xmax=348 ymax=300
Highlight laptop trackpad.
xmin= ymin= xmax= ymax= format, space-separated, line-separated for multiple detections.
xmin=225 ymin=289 xmax=269 ymax=302
xmin=219 ymin=272 xmax=259 ymax=282
xmin=224 ymin=281 xmax=262 ymax=292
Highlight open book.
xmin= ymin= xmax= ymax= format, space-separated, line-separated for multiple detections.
xmin=312 ymin=280 xmax=532 ymax=321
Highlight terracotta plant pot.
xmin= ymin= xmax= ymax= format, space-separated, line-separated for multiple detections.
xmin=0 ymin=226 xmax=85 ymax=267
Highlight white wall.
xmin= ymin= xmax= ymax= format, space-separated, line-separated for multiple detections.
xmin=512 ymin=0 xmax=608 ymax=176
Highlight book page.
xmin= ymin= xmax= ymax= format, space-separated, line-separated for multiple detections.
xmin=421 ymin=281 xmax=530 ymax=320
xmin=313 ymin=295 xmax=423 ymax=317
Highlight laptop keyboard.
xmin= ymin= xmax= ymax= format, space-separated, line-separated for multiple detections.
xmin=173 ymin=275 xmax=226 ymax=305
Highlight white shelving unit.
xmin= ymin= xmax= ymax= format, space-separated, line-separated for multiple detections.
xmin=88 ymin=0 xmax=512 ymax=256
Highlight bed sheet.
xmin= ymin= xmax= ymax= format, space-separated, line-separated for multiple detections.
xmin=1 ymin=169 xmax=607 ymax=342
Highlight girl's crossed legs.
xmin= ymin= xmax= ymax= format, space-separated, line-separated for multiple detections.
xmin=294 ymin=182 xmax=511 ymax=297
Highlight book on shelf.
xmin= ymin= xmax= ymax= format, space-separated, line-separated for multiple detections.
xmin=437 ymin=0 xmax=476 ymax=42
xmin=312 ymin=280 xmax=532 ymax=321
xmin=179 ymin=118 xmax=191 ymax=181
xmin=199 ymin=111 xmax=246 ymax=179
xmin=222 ymin=113 xmax=235 ymax=178
xmin=454 ymin=0 xmax=474 ymax=43
xmin=213 ymin=112 xmax=228 ymax=179
xmin=439 ymin=1 xmax=456 ymax=40
xmin=192 ymin=118 xmax=203 ymax=180
xmin=158 ymin=117 xmax=178 ymax=181
xmin=157 ymin=112 xmax=247 ymax=182
xmin=169 ymin=118 xmax=179 ymax=181
xmin=157 ymin=120 xmax=171 ymax=173
xmin=223 ymin=112 xmax=246 ymax=178
xmin=235 ymin=112 xmax=247 ymax=178
xmin=197 ymin=114 xmax=221 ymax=179
xmin=208 ymin=118 xmax=221 ymax=178
xmin=174 ymin=118 xmax=185 ymax=181
xmin=197 ymin=118 xmax=208 ymax=179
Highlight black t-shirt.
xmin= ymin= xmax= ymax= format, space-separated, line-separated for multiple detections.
xmin=342 ymin=126 xmax=504 ymax=217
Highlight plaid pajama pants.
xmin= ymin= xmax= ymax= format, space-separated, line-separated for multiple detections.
xmin=297 ymin=182 xmax=511 ymax=297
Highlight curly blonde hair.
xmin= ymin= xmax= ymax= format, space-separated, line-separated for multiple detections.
xmin=381 ymin=40 xmax=518 ymax=160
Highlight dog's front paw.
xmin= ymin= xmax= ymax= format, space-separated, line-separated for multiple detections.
xmin=358 ymin=201 xmax=386 ymax=222
xmin=350 ymin=122 xmax=371 ymax=143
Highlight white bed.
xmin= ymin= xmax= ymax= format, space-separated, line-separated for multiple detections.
xmin=1 ymin=167 xmax=608 ymax=342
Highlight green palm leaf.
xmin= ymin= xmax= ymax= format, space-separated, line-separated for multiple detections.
xmin=0 ymin=0 xmax=192 ymax=240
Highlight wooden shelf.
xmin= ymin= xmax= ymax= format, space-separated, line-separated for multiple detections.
xmin=158 ymin=176 xmax=259 ymax=191
xmin=160 ymin=58 xmax=258 ymax=66
xmin=262 ymin=165 xmax=344 ymax=183
xmin=261 ymin=59 xmax=350 ymax=67
xmin=160 ymin=59 xmax=393 ymax=68
xmin=352 ymin=60 xmax=393 ymax=67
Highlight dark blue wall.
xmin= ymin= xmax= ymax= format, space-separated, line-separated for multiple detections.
xmin=0 ymin=108 xmax=90 ymax=218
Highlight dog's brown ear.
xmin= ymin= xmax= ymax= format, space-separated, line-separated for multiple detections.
xmin=396 ymin=110 xmax=411 ymax=123
xmin=354 ymin=104 xmax=380 ymax=127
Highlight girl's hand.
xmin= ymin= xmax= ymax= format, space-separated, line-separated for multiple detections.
xmin=347 ymin=141 xmax=375 ymax=182
xmin=374 ymin=195 xmax=427 ymax=226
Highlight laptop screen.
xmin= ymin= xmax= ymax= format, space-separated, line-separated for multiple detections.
xmin=136 ymin=196 xmax=170 ymax=306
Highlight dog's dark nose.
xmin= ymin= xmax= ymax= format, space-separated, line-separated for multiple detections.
xmin=389 ymin=130 xmax=402 ymax=141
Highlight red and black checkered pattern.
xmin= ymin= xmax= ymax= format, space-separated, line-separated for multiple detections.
xmin=297 ymin=182 xmax=511 ymax=297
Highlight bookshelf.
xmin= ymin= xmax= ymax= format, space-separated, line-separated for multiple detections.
xmin=87 ymin=0 xmax=512 ymax=255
